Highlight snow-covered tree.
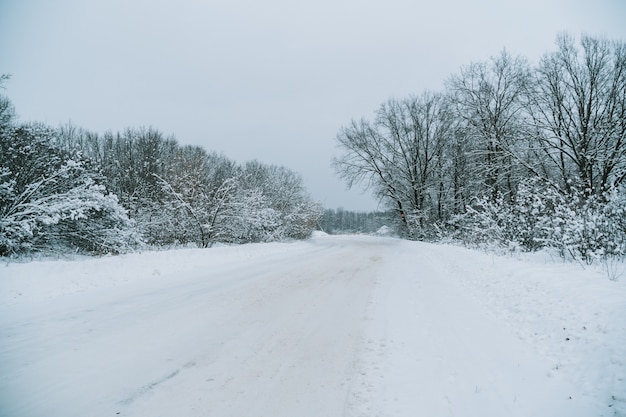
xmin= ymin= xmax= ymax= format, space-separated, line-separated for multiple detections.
xmin=221 ymin=186 xmax=281 ymax=243
xmin=0 ymin=122 xmax=138 ymax=255
xmin=153 ymin=148 xmax=241 ymax=247
xmin=240 ymin=161 xmax=322 ymax=240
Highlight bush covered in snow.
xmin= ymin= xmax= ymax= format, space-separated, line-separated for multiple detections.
xmin=453 ymin=178 xmax=626 ymax=264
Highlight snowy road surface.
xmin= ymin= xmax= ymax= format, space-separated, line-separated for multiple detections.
xmin=1 ymin=235 xmax=624 ymax=416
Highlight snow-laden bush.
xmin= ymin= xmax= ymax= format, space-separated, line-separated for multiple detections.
xmin=451 ymin=195 xmax=518 ymax=250
xmin=453 ymin=178 xmax=626 ymax=263
xmin=547 ymin=189 xmax=626 ymax=263
xmin=0 ymin=160 xmax=139 ymax=255
xmin=220 ymin=187 xmax=282 ymax=243
xmin=450 ymin=180 xmax=550 ymax=251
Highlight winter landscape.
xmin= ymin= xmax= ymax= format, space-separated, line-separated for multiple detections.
xmin=2 ymin=1 xmax=626 ymax=416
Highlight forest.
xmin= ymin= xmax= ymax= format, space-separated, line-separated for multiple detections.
xmin=333 ymin=34 xmax=626 ymax=263
xmin=0 ymin=75 xmax=322 ymax=256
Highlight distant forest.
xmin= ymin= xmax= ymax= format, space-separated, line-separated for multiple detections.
xmin=334 ymin=34 xmax=626 ymax=263
xmin=319 ymin=209 xmax=394 ymax=235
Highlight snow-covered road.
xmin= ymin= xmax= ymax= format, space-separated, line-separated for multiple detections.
xmin=1 ymin=235 xmax=624 ymax=416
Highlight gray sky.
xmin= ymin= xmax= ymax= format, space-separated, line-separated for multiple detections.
xmin=1 ymin=0 xmax=625 ymax=210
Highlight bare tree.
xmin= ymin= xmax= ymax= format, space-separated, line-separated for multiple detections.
xmin=333 ymin=92 xmax=454 ymax=237
xmin=448 ymin=49 xmax=531 ymax=202
xmin=527 ymin=34 xmax=626 ymax=195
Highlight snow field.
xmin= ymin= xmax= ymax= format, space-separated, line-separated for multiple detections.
xmin=1 ymin=234 xmax=625 ymax=416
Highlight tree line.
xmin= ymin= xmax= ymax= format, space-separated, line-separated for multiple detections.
xmin=0 ymin=77 xmax=322 ymax=256
xmin=333 ymin=34 xmax=626 ymax=262
xmin=319 ymin=208 xmax=393 ymax=235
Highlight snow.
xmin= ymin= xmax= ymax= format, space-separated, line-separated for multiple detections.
xmin=1 ymin=235 xmax=624 ymax=416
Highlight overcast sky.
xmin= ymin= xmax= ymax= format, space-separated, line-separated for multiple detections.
xmin=1 ymin=0 xmax=625 ymax=210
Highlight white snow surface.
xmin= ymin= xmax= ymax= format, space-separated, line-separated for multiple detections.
xmin=1 ymin=234 xmax=625 ymax=416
